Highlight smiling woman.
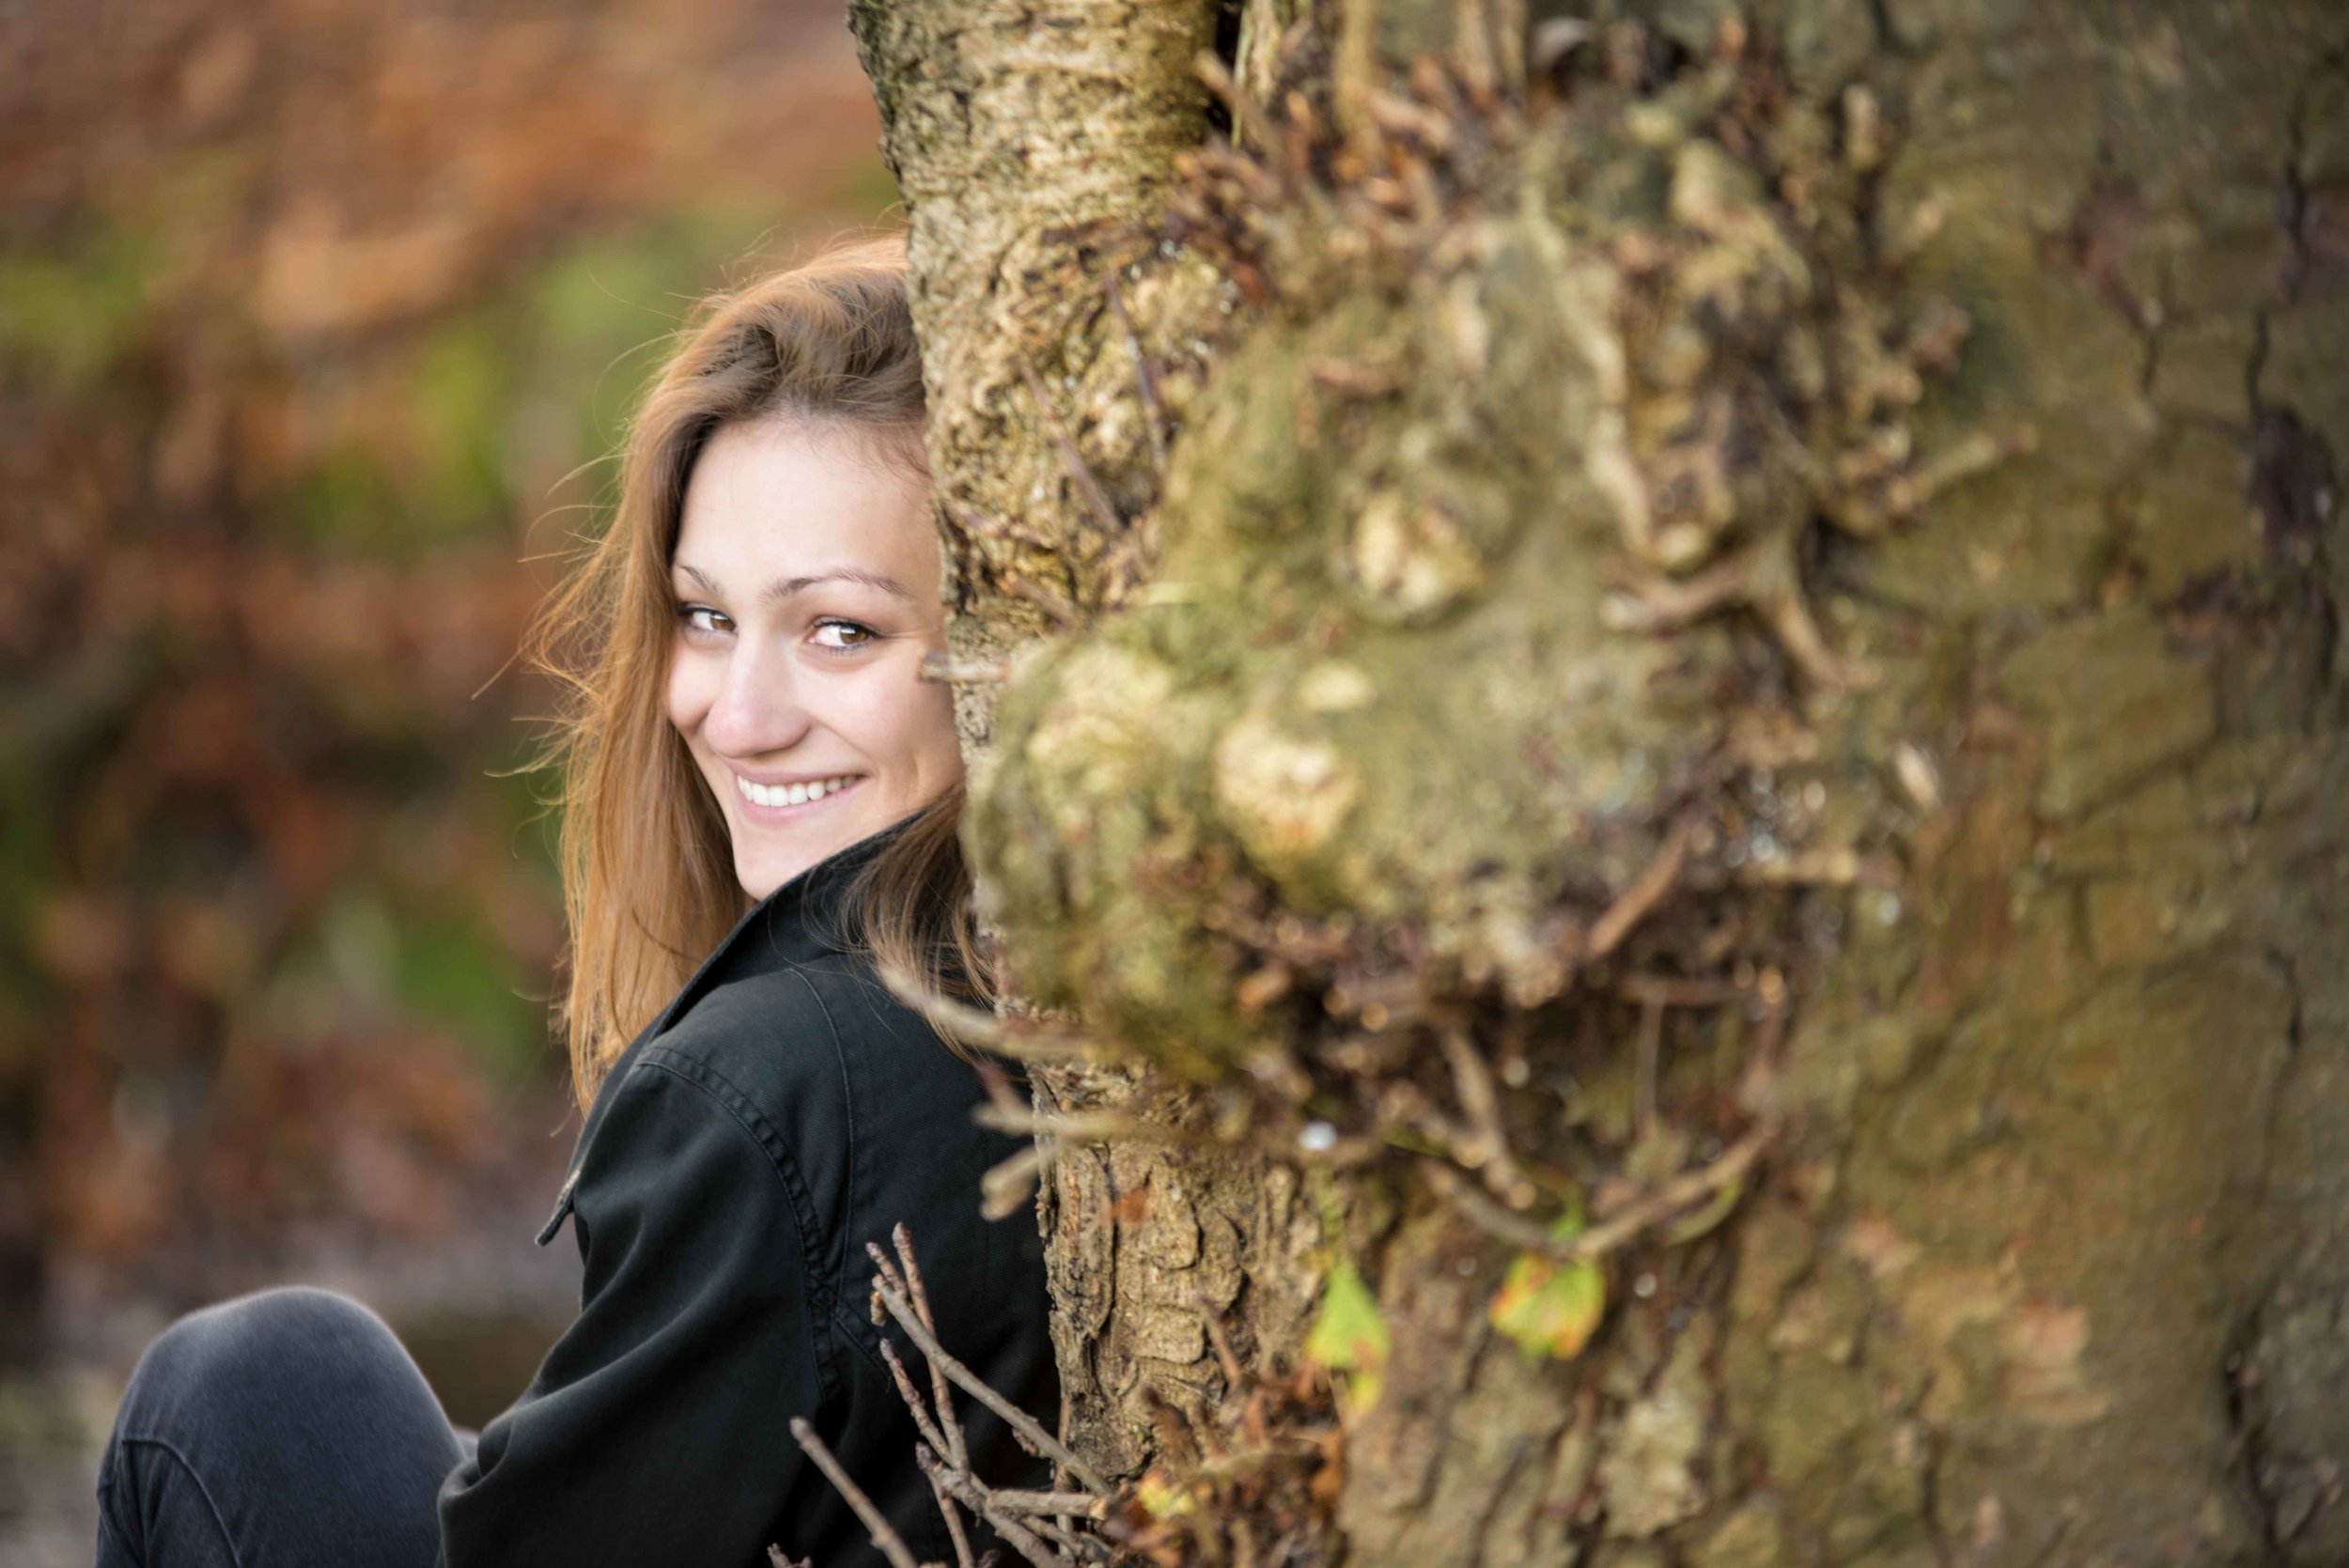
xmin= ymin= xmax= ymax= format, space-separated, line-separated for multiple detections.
xmin=664 ymin=418 xmax=964 ymax=900
xmin=532 ymin=239 xmax=996 ymax=1099
xmin=90 ymin=240 xmax=1058 ymax=1568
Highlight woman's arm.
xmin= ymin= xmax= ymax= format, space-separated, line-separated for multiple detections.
xmin=437 ymin=1053 xmax=835 ymax=1568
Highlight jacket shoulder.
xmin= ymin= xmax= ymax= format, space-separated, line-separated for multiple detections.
xmin=588 ymin=961 xmax=858 ymax=1265
xmin=637 ymin=958 xmax=851 ymax=1112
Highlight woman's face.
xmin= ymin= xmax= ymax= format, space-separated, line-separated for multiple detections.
xmin=665 ymin=417 xmax=961 ymax=900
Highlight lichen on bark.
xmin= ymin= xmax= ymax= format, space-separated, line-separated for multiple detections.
xmin=852 ymin=0 xmax=2349 ymax=1561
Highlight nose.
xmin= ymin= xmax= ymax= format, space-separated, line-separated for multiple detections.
xmin=699 ymin=634 xmax=810 ymax=762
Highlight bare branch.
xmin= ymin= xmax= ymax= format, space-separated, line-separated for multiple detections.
xmin=872 ymin=1273 xmax=1113 ymax=1497
xmin=972 ymin=1103 xmax=1157 ymax=1141
xmin=981 ymin=1488 xmax=1110 ymax=1518
xmin=894 ymin=1224 xmax=969 ymax=1471
xmin=1193 ymin=1290 xmax=1245 ymax=1388
xmin=1615 ymin=972 xmax=1748 ymax=1008
xmin=879 ymin=1337 xmax=954 ymax=1461
xmin=1574 ymin=1123 xmax=1773 ymax=1261
xmin=1191 ymin=49 xmax=1275 ymax=153
xmin=1727 ymin=847 xmax=1898 ymax=887
xmin=1634 ymin=999 xmax=1664 ymax=1144
xmin=981 ymin=1142 xmax=1046 ymax=1221
xmin=1423 ymin=1119 xmax=1776 ymax=1262
xmin=928 ymin=1472 xmax=977 ymax=1568
xmin=874 ymin=960 xmax=1100 ymax=1064
xmin=920 ymin=650 xmax=1011 ymax=687
xmin=1016 ymin=353 xmax=1123 ymax=540
xmin=919 ymin=1445 xmax=1070 ymax=1568
xmin=789 ymin=1418 xmax=924 ymax=1568
xmin=1420 ymin=1159 xmax=1563 ymax=1252
xmin=1101 ymin=268 xmax=1167 ymax=476
xmin=1588 ymin=818 xmax=1693 ymax=959
xmin=1437 ymin=1025 xmax=1536 ymax=1209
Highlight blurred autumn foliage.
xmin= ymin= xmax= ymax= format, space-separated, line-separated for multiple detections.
xmin=0 ymin=0 xmax=888 ymax=1348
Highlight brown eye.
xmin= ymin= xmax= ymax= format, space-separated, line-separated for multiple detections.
xmin=678 ymin=604 xmax=731 ymax=635
xmin=811 ymin=619 xmax=878 ymax=651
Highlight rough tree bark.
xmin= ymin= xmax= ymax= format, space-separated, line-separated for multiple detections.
xmin=849 ymin=2 xmax=2348 ymax=1564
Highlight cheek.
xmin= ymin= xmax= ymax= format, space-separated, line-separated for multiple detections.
xmin=917 ymin=683 xmax=964 ymax=774
xmin=663 ymin=650 xmax=711 ymax=740
xmin=879 ymin=676 xmax=963 ymax=784
xmin=835 ymin=668 xmax=959 ymax=773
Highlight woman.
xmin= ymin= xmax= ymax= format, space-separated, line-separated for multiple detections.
xmin=94 ymin=240 xmax=1059 ymax=1568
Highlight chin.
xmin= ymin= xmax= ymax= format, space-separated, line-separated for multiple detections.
xmin=730 ymin=824 xmax=855 ymax=901
xmin=734 ymin=848 xmax=806 ymax=902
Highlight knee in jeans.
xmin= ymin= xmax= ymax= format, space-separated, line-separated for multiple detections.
xmin=128 ymin=1286 xmax=396 ymax=1414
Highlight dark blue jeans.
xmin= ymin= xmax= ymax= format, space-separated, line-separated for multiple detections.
xmin=96 ymin=1287 xmax=474 ymax=1568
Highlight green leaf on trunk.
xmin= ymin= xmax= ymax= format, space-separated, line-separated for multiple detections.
xmin=1489 ymin=1250 xmax=1607 ymax=1360
xmin=1304 ymin=1256 xmax=1391 ymax=1411
xmin=1134 ymin=1471 xmax=1195 ymax=1519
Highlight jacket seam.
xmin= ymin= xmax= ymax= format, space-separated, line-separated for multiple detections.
xmin=784 ymin=967 xmax=859 ymax=1292
xmin=631 ymin=1051 xmax=843 ymax=1409
xmin=555 ymin=894 xmax=783 ymax=1184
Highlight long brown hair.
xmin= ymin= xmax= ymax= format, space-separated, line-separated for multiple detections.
xmin=522 ymin=236 xmax=989 ymax=1107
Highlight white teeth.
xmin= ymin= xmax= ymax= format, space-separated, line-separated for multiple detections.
xmin=736 ymin=775 xmax=854 ymax=809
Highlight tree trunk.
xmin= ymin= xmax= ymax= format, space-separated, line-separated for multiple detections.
xmin=850 ymin=1 xmax=2349 ymax=1563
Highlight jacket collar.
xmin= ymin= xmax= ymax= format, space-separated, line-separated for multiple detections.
xmin=552 ymin=810 xmax=926 ymax=1205
xmin=665 ymin=807 xmax=922 ymax=1012
xmin=741 ymin=807 xmax=920 ymax=965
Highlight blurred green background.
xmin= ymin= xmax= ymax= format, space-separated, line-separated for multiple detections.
xmin=0 ymin=1 xmax=889 ymax=1553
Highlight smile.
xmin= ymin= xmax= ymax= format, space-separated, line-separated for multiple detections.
xmin=734 ymin=773 xmax=862 ymax=813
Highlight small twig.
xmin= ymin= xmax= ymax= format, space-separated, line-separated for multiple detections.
xmin=981 ymin=1143 xmax=1046 ymax=1221
xmin=1193 ymin=1291 xmax=1245 ymax=1388
xmin=1379 ymin=1079 xmax=1481 ymax=1168
xmin=1003 ymin=570 xmax=1089 ymax=632
xmin=948 ymin=505 xmax=1084 ymax=630
xmin=1192 ymin=48 xmax=1277 ymax=153
xmin=972 ymin=1057 xmax=1030 ymax=1118
xmin=972 ymin=1103 xmax=1155 ymax=1142
xmin=871 ymin=959 xmax=1011 ymax=1049
xmin=1423 ymin=1119 xmax=1776 ymax=1262
xmin=1437 ymin=1024 xmax=1536 ymax=1209
xmin=1014 ymin=1510 xmax=1103 ymax=1562
xmin=1615 ymin=972 xmax=1747 ymax=1008
xmin=1572 ymin=1123 xmax=1774 ymax=1260
xmin=987 ymin=1489 xmax=1111 ymax=1519
xmin=894 ymin=1225 xmax=968 ymax=1471
xmin=1102 ymin=268 xmax=1167 ymax=476
xmin=919 ymin=1445 xmax=1069 ymax=1568
xmin=790 ymin=1419 xmax=923 ymax=1568
xmin=928 ymin=1472 xmax=977 ymax=1568
xmin=1861 ymin=425 xmax=2039 ymax=529
xmin=878 ymin=1338 xmax=954 ymax=1462
xmin=1603 ymin=536 xmax=1875 ymax=691
xmin=872 ymin=1276 xmax=1113 ymax=1497
xmin=1588 ymin=818 xmax=1693 ymax=959
xmin=1421 ymin=1160 xmax=1560 ymax=1252
xmin=1728 ymin=847 xmax=1898 ymax=888
xmin=1308 ymin=354 xmax=1408 ymax=396
xmin=1363 ymin=84 xmax=1456 ymax=151
xmin=874 ymin=961 xmax=1099 ymax=1064
xmin=920 ymin=650 xmax=1011 ymax=687
xmin=1634 ymin=999 xmax=1664 ymax=1143
xmin=1016 ymin=353 xmax=1124 ymax=539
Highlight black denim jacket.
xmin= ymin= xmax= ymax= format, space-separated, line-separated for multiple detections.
xmin=436 ymin=818 xmax=1057 ymax=1567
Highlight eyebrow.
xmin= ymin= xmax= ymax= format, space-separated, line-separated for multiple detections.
xmin=671 ymin=562 xmax=918 ymax=605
